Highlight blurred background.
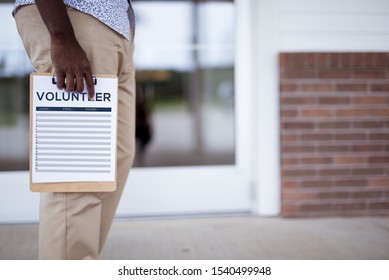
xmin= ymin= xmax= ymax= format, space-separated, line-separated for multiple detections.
xmin=1 ymin=0 xmax=389 ymax=222
xmin=0 ymin=0 xmax=235 ymax=170
xmin=0 ymin=3 xmax=31 ymax=172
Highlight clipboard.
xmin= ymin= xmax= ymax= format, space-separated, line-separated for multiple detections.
xmin=29 ymin=73 xmax=118 ymax=192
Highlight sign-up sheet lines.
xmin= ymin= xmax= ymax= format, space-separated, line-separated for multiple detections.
xmin=35 ymin=107 xmax=112 ymax=174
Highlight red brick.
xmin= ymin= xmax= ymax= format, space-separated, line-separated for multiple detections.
xmin=301 ymin=157 xmax=332 ymax=164
xmin=282 ymin=191 xmax=317 ymax=201
xmin=280 ymin=52 xmax=389 ymax=218
xmin=282 ymin=122 xmax=315 ymax=129
xmin=282 ymin=70 xmax=316 ymax=79
xmin=336 ymin=109 xmax=370 ymax=117
xmin=349 ymin=53 xmax=360 ymax=67
xmin=351 ymin=53 xmax=366 ymax=68
xmin=318 ymin=145 xmax=349 ymax=153
xmin=371 ymin=84 xmax=389 ymax=92
xmin=281 ymin=204 xmax=299 ymax=215
xmin=283 ymin=53 xmax=305 ymax=68
xmin=319 ymin=70 xmax=351 ymax=79
xmin=352 ymin=144 xmax=385 ymax=152
xmin=319 ymin=168 xmax=349 ymax=176
xmin=280 ymin=83 xmax=298 ymax=92
xmin=334 ymin=156 xmax=366 ymax=164
xmin=318 ymin=97 xmax=349 ymax=104
xmin=281 ymin=109 xmax=298 ymax=118
xmin=318 ymin=192 xmax=349 ymax=199
xmin=371 ymin=109 xmax=389 ymax=117
xmin=363 ymin=53 xmax=378 ymax=68
xmin=301 ymin=180 xmax=332 ymax=188
xmin=353 ymin=70 xmax=386 ymax=79
xmin=340 ymin=53 xmax=353 ymax=68
xmin=302 ymin=109 xmax=332 ymax=117
xmin=369 ymin=133 xmax=389 ymax=141
xmin=282 ymin=145 xmax=315 ymax=153
xmin=282 ymin=157 xmax=299 ymax=165
xmin=282 ymin=180 xmax=299 ymax=188
xmin=368 ymin=177 xmax=389 ymax=187
xmin=300 ymin=203 xmax=334 ymax=212
xmin=375 ymin=53 xmax=388 ymax=67
xmin=369 ymin=202 xmax=389 ymax=210
xmin=369 ymin=156 xmax=389 ymax=164
xmin=280 ymin=53 xmax=307 ymax=69
xmin=328 ymin=53 xmax=341 ymax=69
xmin=352 ymin=191 xmax=383 ymax=199
xmin=317 ymin=53 xmax=329 ymax=68
xmin=301 ymin=133 xmax=332 ymax=141
xmin=305 ymin=53 xmax=317 ymax=68
xmin=282 ymin=169 xmax=316 ymax=177
xmin=318 ymin=121 xmax=350 ymax=129
xmin=373 ymin=53 xmax=387 ymax=67
xmin=335 ymin=179 xmax=366 ymax=187
xmin=335 ymin=133 xmax=365 ymax=141
xmin=353 ymin=96 xmax=386 ymax=104
xmin=339 ymin=203 xmax=367 ymax=211
xmin=353 ymin=121 xmax=385 ymax=129
xmin=281 ymin=134 xmax=298 ymax=143
xmin=301 ymin=83 xmax=333 ymax=92
xmin=335 ymin=83 xmax=367 ymax=92
xmin=281 ymin=97 xmax=316 ymax=105
xmin=351 ymin=168 xmax=384 ymax=176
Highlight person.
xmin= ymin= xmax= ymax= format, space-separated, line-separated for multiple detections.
xmin=14 ymin=0 xmax=136 ymax=259
xmin=135 ymin=84 xmax=152 ymax=166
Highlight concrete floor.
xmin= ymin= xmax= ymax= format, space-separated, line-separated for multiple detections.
xmin=0 ymin=216 xmax=388 ymax=260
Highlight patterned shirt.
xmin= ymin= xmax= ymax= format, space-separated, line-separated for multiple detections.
xmin=14 ymin=0 xmax=131 ymax=40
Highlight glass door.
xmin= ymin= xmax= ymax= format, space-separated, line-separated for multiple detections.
xmin=133 ymin=0 xmax=235 ymax=168
xmin=116 ymin=0 xmax=252 ymax=217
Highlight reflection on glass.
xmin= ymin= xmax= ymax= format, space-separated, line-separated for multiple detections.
xmin=0 ymin=4 xmax=32 ymax=171
xmin=0 ymin=1 xmax=235 ymax=171
xmin=133 ymin=0 xmax=235 ymax=167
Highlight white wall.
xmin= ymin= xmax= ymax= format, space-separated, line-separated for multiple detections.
xmin=279 ymin=0 xmax=389 ymax=51
xmin=0 ymin=172 xmax=39 ymax=223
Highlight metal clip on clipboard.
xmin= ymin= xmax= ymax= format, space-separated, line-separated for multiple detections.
xmin=51 ymin=75 xmax=97 ymax=86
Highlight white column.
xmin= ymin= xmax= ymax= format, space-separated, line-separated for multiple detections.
xmin=253 ymin=0 xmax=281 ymax=216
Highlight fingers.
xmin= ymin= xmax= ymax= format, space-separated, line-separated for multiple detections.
xmin=75 ymin=73 xmax=84 ymax=93
xmin=65 ymin=72 xmax=75 ymax=93
xmin=84 ymin=70 xmax=95 ymax=101
xmin=54 ymin=69 xmax=95 ymax=101
xmin=51 ymin=40 xmax=94 ymax=99
xmin=55 ymin=71 xmax=66 ymax=91
xmin=56 ymin=73 xmax=77 ymax=93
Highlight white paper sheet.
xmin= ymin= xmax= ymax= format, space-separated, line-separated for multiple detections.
xmin=31 ymin=74 xmax=118 ymax=183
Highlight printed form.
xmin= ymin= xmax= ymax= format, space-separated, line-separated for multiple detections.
xmin=30 ymin=74 xmax=118 ymax=184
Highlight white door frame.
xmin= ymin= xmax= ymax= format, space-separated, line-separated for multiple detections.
xmin=252 ymin=0 xmax=281 ymax=216
xmin=115 ymin=0 xmax=256 ymax=218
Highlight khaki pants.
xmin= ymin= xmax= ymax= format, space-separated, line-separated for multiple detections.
xmin=15 ymin=5 xmax=135 ymax=259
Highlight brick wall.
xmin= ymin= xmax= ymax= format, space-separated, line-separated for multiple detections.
xmin=280 ymin=52 xmax=389 ymax=217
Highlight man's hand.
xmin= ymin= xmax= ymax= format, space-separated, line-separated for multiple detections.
xmin=51 ymin=37 xmax=95 ymax=99
xmin=35 ymin=0 xmax=95 ymax=99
